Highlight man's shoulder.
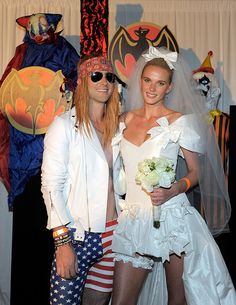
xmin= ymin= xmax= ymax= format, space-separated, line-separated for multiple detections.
xmin=55 ymin=107 xmax=76 ymax=124
xmin=47 ymin=107 xmax=76 ymax=135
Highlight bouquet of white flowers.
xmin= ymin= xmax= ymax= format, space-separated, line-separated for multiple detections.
xmin=135 ymin=156 xmax=175 ymax=228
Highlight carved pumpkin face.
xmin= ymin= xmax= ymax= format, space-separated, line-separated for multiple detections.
xmin=0 ymin=66 xmax=71 ymax=134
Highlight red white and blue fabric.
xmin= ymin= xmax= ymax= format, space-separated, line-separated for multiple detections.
xmin=85 ymin=219 xmax=117 ymax=292
xmin=50 ymin=220 xmax=117 ymax=304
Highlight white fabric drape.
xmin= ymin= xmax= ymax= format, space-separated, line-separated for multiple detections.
xmin=109 ymin=0 xmax=236 ymax=113
xmin=1 ymin=1 xmax=235 ymax=304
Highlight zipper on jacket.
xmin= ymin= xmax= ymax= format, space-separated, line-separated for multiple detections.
xmin=49 ymin=191 xmax=53 ymax=207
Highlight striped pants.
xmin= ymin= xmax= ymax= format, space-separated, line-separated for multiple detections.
xmin=50 ymin=219 xmax=117 ymax=305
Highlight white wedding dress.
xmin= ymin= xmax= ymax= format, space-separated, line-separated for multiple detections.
xmin=112 ymin=115 xmax=236 ymax=305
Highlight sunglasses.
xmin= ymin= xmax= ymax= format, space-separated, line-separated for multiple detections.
xmin=90 ymin=71 xmax=116 ymax=83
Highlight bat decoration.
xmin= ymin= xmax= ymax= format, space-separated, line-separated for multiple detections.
xmin=0 ymin=66 xmax=71 ymax=135
xmin=109 ymin=23 xmax=179 ymax=84
xmin=0 ymin=12 xmax=79 ymax=209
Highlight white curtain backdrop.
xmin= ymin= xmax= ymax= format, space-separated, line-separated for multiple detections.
xmin=0 ymin=0 xmax=81 ymax=77
xmin=0 ymin=1 xmax=236 ymax=304
xmin=109 ymin=0 xmax=236 ymax=113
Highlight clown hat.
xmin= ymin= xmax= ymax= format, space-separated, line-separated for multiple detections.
xmin=193 ymin=51 xmax=214 ymax=74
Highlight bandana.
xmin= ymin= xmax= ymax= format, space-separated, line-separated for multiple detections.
xmin=78 ymin=56 xmax=113 ymax=79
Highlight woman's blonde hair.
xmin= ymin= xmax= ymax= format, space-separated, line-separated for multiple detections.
xmin=142 ymin=58 xmax=174 ymax=83
xmin=74 ymin=56 xmax=120 ymax=146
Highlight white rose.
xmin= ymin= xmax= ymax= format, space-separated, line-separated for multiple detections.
xmin=159 ymin=172 xmax=173 ymax=188
xmin=145 ymin=170 xmax=160 ymax=186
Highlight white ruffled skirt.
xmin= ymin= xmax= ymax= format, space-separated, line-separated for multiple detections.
xmin=112 ymin=193 xmax=236 ymax=305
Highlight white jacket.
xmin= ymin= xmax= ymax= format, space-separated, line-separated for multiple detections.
xmin=41 ymin=108 xmax=122 ymax=242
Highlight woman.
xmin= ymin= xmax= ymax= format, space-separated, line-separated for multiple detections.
xmin=111 ymin=47 xmax=235 ymax=305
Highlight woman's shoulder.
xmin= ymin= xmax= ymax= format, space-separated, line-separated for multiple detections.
xmin=119 ymin=110 xmax=137 ymax=125
xmin=166 ymin=113 xmax=199 ymax=128
xmin=166 ymin=111 xmax=182 ymax=125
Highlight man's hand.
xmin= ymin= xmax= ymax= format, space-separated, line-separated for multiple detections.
xmin=55 ymin=242 xmax=78 ymax=279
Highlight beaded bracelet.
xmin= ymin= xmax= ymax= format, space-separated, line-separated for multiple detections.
xmin=54 ymin=235 xmax=71 ymax=244
xmin=54 ymin=235 xmax=72 ymax=249
xmin=181 ymin=177 xmax=191 ymax=192
xmin=54 ymin=239 xmax=71 ymax=248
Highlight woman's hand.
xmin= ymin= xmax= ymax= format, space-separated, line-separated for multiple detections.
xmin=150 ymin=187 xmax=174 ymax=206
xmin=55 ymin=242 xmax=78 ymax=279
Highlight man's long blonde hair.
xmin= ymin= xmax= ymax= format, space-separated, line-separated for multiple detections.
xmin=74 ymin=56 xmax=120 ymax=146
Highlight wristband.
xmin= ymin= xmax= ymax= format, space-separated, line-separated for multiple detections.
xmin=181 ymin=177 xmax=191 ymax=192
xmin=52 ymin=227 xmax=68 ymax=239
xmin=54 ymin=233 xmax=70 ymax=241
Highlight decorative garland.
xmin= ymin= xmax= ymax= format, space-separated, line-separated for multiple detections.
xmin=80 ymin=0 xmax=108 ymax=57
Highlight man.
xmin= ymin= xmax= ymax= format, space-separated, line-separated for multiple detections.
xmin=41 ymin=54 xmax=123 ymax=305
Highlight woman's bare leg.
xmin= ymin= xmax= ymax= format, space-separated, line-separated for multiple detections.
xmin=82 ymin=288 xmax=111 ymax=305
xmin=164 ymin=254 xmax=187 ymax=305
xmin=111 ymin=260 xmax=150 ymax=305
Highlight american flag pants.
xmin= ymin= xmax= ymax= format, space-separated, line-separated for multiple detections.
xmin=50 ymin=219 xmax=117 ymax=305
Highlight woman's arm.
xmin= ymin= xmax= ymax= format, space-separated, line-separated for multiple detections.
xmin=150 ymin=148 xmax=199 ymax=205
